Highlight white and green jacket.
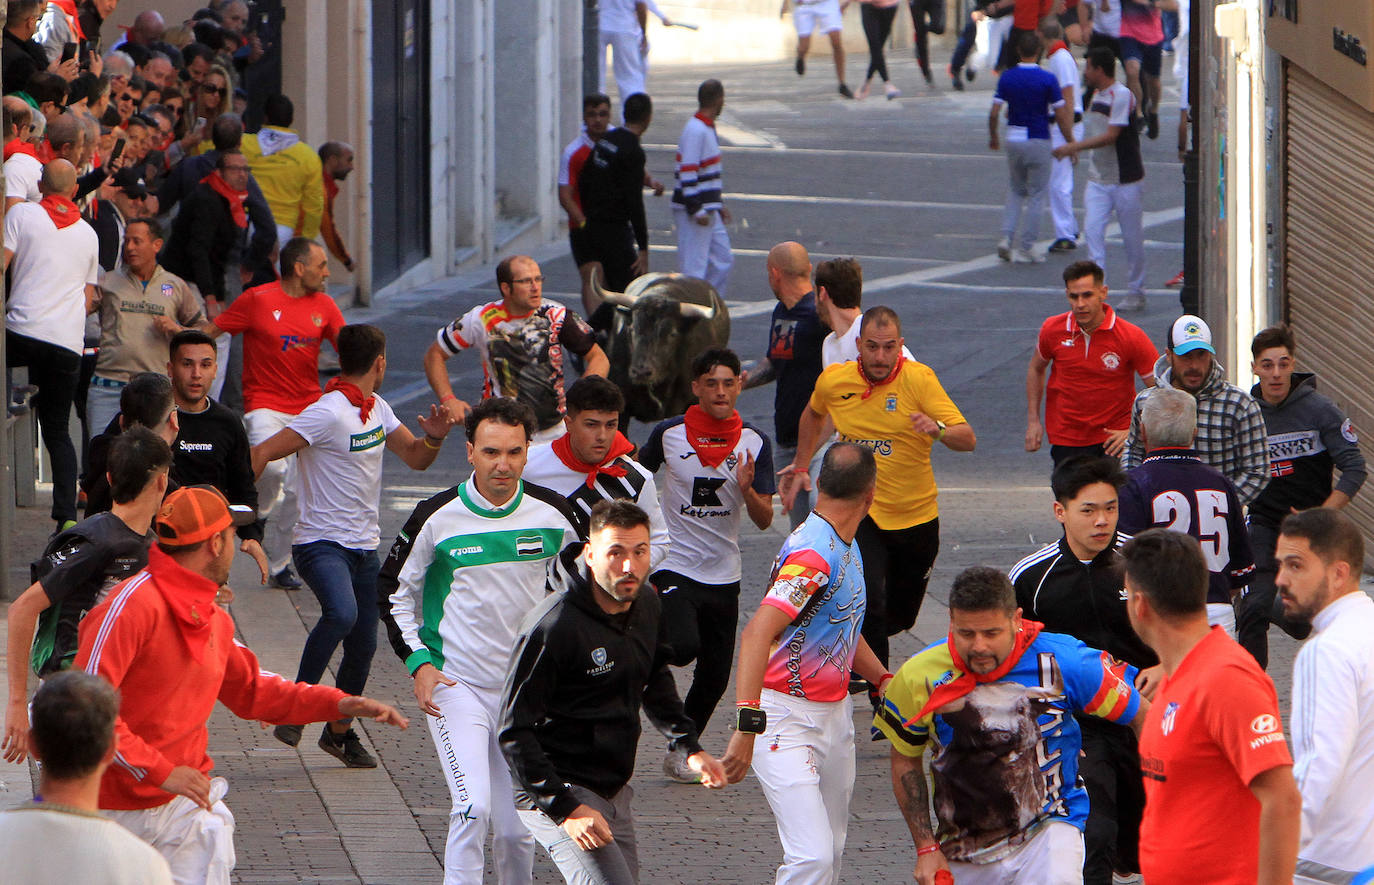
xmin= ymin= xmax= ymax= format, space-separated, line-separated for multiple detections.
xmin=379 ymin=478 xmax=579 ymax=691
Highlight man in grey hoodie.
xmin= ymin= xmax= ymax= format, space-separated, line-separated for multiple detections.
xmin=1240 ymin=326 xmax=1366 ymax=669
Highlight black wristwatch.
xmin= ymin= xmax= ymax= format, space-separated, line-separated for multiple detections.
xmin=736 ymin=706 xmax=767 ymax=735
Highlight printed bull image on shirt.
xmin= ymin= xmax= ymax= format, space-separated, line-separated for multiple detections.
xmin=488 ymin=312 xmax=562 ymax=425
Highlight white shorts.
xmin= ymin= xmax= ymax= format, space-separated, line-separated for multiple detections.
xmin=948 ymin=820 xmax=1085 ymax=885
xmin=1207 ymin=602 xmax=1237 ymax=638
xmin=751 ymin=688 xmax=855 ymax=884
xmin=108 ymin=777 xmax=236 ymax=885
xmin=794 ymin=0 xmax=843 ymax=36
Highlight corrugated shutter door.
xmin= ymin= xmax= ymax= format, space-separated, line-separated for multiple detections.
xmin=1284 ymin=63 xmax=1374 ymax=539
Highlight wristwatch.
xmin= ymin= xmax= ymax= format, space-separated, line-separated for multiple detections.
xmin=933 ymin=419 xmax=948 ymax=442
xmin=736 ymin=706 xmax=766 ymax=735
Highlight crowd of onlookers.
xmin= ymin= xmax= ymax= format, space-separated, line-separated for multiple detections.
xmin=2 ymin=0 xmax=357 ymax=534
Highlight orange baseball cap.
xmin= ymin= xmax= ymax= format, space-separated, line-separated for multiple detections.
xmin=155 ymin=485 xmax=256 ymax=546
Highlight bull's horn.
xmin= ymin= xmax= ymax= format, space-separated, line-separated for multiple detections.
xmin=591 ymin=267 xmax=637 ymax=308
xmin=678 ymin=301 xmax=715 ymax=320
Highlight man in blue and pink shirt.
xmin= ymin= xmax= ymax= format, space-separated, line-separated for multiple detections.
xmin=722 ymin=442 xmax=890 ymax=884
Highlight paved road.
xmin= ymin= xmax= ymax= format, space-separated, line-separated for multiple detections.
xmin=0 ymin=50 xmax=1316 ymax=884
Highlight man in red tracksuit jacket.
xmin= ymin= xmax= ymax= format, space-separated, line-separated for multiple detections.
xmin=75 ymin=485 xmax=409 ymax=885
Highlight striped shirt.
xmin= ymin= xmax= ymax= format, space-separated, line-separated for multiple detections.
xmin=671 ymin=112 xmax=723 ymax=217
xmin=1121 ymin=355 xmax=1270 ymax=505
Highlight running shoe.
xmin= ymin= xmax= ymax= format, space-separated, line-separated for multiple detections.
xmin=1013 ymin=248 xmax=1046 ymax=264
xmin=1165 ymin=270 xmax=1185 ymax=288
xmin=997 ymin=237 xmax=1013 ymax=261
xmin=857 ymin=79 xmax=871 ymax=100
xmin=272 ymin=567 xmax=303 ymax=589
xmin=838 ymin=83 xmax=854 ymax=99
xmin=886 ymin=82 xmax=901 ymax=100
xmin=1116 ymin=294 xmax=1147 ymax=311
xmin=795 ymin=56 xmax=805 ymax=76
xmin=1146 ymin=111 xmax=1159 ymax=140
xmin=273 ymin=724 xmax=303 ymax=747
xmin=662 ymin=747 xmax=702 ymax=784
xmin=318 ymin=726 xmax=377 ymax=769
xmin=1048 ymin=237 xmax=1077 ymax=253
xmin=967 ymin=68 xmax=977 ymax=82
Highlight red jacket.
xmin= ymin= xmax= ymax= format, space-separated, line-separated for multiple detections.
xmin=75 ymin=546 xmax=347 ymax=810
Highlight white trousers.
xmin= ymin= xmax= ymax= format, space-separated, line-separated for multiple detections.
xmin=427 ymin=678 xmax=535 ymax=885
xmin=1083 ymin=179 xmax=1146 ymax=297
xmin=672 ymin=209 xmax=733 ymax=297
xmin=948 ymin=820 xmax=1085 ymax=885
xmin=1207 ymin=602 xmax=1237 ymax=638
xmin=1049 ymin=123 xmax=1084 ymax=240
xmin=599 ymin=29 xmax=646 ymax=103
xmin=108 ymin=777 xmax=235 ymax=885
xmin=244 ymin=408 xmax=300 ymax=574
xmin=752 ymin=689 xmax=855 ymax=885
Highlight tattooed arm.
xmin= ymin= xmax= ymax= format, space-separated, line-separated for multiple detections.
xmin=891 ymin=748 xmax=951 ymax=885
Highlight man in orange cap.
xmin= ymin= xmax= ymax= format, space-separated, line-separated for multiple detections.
xmin=75 ymin=484 xmax=410 ymax=885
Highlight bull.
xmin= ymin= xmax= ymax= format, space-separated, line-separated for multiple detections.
xmin=591 ymin=271 xmax=731 ymax=425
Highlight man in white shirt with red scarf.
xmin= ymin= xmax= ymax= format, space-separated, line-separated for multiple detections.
xmin=522 ymin=375 xmax=668 ymax=566
xmin=639 ymin=347 xmax=775 ymax=784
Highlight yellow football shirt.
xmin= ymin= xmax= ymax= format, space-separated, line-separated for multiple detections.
xmin=809 ymin=360 xmax=966 ymax=530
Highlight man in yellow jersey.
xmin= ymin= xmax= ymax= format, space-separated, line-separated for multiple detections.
xmin=781 ymin=306 xmax=975 ymax=673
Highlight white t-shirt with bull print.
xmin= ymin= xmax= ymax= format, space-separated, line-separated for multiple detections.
xmin=289 ymin=390 xmax=401 ymax=548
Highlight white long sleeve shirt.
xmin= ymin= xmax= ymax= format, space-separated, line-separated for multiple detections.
xmin=1291 ymin=589 xmax=1374 ymax=875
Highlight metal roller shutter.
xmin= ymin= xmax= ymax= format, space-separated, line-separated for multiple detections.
xmin=1283 ymin=63 xmax=1374 ymax=540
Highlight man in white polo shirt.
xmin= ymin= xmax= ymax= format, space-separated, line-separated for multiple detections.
xmin=3 ymin=159 xmax=100 ymax=531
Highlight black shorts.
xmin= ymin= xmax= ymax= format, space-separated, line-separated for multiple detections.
xmin=1087 ymin=30 xmax=1122 ymax=61
xmin=1118 ymin=36 xmax=1162 ymax=77
xmin=997 ymin=26 xmax=1035 ymax=71
xmin=1058 ymin=8 xmax=1079 ymax=32
xmin=569 ymin=219 xmax=638 ymax=288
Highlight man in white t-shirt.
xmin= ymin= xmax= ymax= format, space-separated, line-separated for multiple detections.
xmin=3 ymin=100 xmax=42 ymax=208
xmin=597 ymin=0 xmax=672 ymax=106
xmin=1042 ymin=17 xmax=1084 ymax=254
xmin=251 ymin=324 xmax=454 ymax=767
xmin=785 ymin=0 xmax=854 ymax=98
xmin=816 ymin=257 xmax=915 ymax=368
xmin=639 ymin=347 xmax=775 ymax=783
xmin=0 ymin=671 xmax=173 ymax=885
xmin=522 ymin=374 xmax=670 ymax=567
xmin=4 ymin=158 xmax=100 ymax=531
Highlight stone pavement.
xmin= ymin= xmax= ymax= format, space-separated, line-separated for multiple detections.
xmin=0 ymin=46 xmax=1339 ymax=884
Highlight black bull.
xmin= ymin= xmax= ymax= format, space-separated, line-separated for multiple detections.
xmin=592 ymin=271 xmax=732 ymax=425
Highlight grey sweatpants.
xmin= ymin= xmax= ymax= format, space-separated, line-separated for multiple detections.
xmin=519 ymin=784 xmax=639 ymax=884
xmin=1002 ymin=138 xmax=1053 ymax=251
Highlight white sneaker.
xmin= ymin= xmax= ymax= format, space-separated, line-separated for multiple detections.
xmin=1112 ymin=873 xmax=1144 ymax=884
xmin=1013 ymin=248 xmax=1045 ymax=264
xmin=997 ymin=238 xmax=1012 ymax=261
xmin=662 ymin=747 xmax=702 ymax=784
xmin=1116 ymin=294 xmax=1147 ymax=311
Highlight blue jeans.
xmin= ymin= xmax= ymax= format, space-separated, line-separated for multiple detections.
xmin=291 ymin=541 xmax=380 ymax=698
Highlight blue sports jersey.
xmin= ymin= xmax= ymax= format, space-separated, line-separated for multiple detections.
xmin=993 ymin=63 xmax=1065 ymax=141
xmin=874 ymin=629 xmax=1140 ymax=863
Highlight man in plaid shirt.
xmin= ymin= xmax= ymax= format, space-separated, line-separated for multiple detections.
xmin=1121 ymin=316 xmax=1269 ymax=505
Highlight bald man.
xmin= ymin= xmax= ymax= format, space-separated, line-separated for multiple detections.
xmin=4 ymin=159 xmax=101 ymax=531
xmin=744 ymin=242 xmax=827 ymax=528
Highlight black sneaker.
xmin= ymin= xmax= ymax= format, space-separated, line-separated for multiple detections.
xmin=951 ymin=72 xmax=964 ymax=91
xmin=1048 ymin=237 xmax=1077 ymax=253
xmin=1146 ymin=111 xmax=1159 ymax=140
xmin=838 ymin=83 xmax=854 ymax=99
xmin=318 ymin=726 xmax=377 ymax=769
xmin=795 ymin=56 xmax=805 ymax=76
xmin=271 ymin=567 xmax=302 ymax=590
xmin=967 ymin=68 xmax=976 ymax=82
xmin=273 ymin=724 xmax=303 ymax=747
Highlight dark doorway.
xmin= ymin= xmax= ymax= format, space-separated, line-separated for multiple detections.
xmin=371 ymin=0 xmax=431 ymax=289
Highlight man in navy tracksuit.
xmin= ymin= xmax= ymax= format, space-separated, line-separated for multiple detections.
xmin=1241 ymin=327 xmax=1367 ymax=668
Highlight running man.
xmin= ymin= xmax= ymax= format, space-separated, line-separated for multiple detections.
xmin=784 ymin=0 xmax=853 ymax=98
xmin=558 ymin=93 xmax=615 ymax=314
xmin=877 ymin=565 xmax=1147 ymax=884
xmin=721 ymin=443 xmax=890 ymax=884
xmin=251 ymin=324 xmax=452 ymax=767
xmin=379 ymin=397 xmax=580 ymax=884
xmin=522 ymin=375 xmax=669 ymax=566
xmin=671 ymin=80 xmax=733 ymax=295
xmin=639 ymin=348 xmax=774 ymax=782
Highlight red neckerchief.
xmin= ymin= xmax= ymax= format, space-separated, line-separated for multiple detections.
xmin=693 ymin=111 xmax=716 ymax=128
xmin=323 ymin=172 xmax=339 ymax=202
xmin=39 ymin=194 xmax=82 ymax=228
xmin=3 ymin=138 xmax=36 ymax=161
xmin=201 ymin=171 xmax=248 ymax=228
xmin=906 ymin=620 xmax=1045 ymax=726
xmin=857 ymin=356 xmax=905 ymax=400
xmin=36 ymin=141 xmax=55 ymax=163
xmin=325 ymin=377 xmax=375 ymax=423
xmin=682 ymin=405 xmax=742 ymax=468
xmin=50 ymin=0 xmax=85 ymax=39
xmin=551 ymin=431 xmax=635 ymax=488
xmin=1048 ymin=40 xmax=1069 ymax=56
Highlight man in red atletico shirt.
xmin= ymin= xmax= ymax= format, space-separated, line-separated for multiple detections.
xmin=75 ymin=485 xmax=407 ymax=884
xmin=179 ymin=237 xmax=345 ymax=589
xmin=1026 ymin=260 xmax=1157 ymax=469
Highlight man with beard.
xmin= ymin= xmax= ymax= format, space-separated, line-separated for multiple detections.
xmin=781 ymin=306 xmax=974 ymax=674
xmin=318 ymin=141 xmax=356 ymax=272
xmin=500 ymin=499 xmax=726 ymax=884
xmin=1120 ymin=315 xmax=1269 ymax=505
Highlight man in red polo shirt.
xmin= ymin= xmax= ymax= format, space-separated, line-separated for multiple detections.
xmin=188 ymin=238 xmax=344 ymax=589
xmin=1122 ymin=528 xmax=1301 ymax=885
xmin=1026 ymin=260 xmax=1157 ymax=469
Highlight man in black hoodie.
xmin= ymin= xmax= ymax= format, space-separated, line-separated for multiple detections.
xmin=500 ymin=499 xmax=727 ymax=884
xmin=1242 ymin=326 xmax=1367 ymax=668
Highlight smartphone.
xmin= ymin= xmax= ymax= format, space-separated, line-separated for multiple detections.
xmin=60 ymin=42 xmax=77 ymax=64
xmin=194 ymin=116 xmax=207 ymax=133
xmin=258 ymin=11 xmax=270 ymax=29
xmin=78 ymin=38 xmax=89 ymax=70
xmin=109 ymin=137 xmax=126 ymax=164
